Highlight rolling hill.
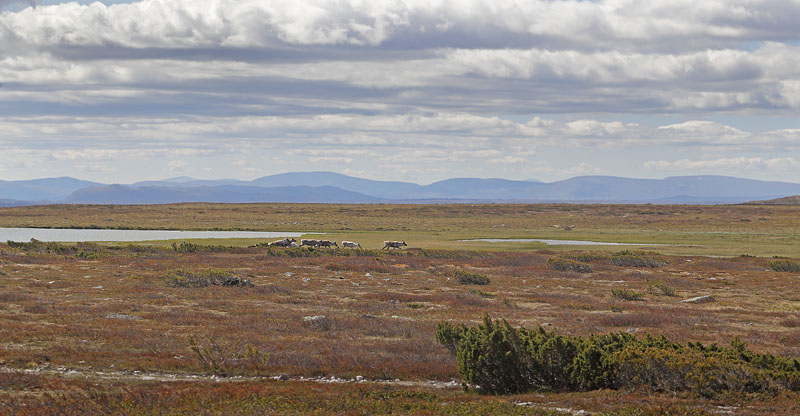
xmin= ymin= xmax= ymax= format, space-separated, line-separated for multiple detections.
xmin=2 ymin=172 xmax=800 ymax=204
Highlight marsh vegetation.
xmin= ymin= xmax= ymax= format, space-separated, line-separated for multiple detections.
xmin=0 ymin=203 xmax=798 ymax=414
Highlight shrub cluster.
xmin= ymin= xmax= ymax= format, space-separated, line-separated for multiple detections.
xmin=612 ymin=288 xmax=645 ymax=301
xmin=647 ymin=280 xmax=677 ymax=297
xmin=610 ymin=250 xmax=667 ymax=268
xmin=454 ymin=270 xmax=491 ymax=285
xmin=165 ymin=268 xmax=253 ymax=288
xmin=6 ymin=239 xmax=109 ymax=259
xmin=562 ymin=253 xmax=608 ymax=263
xmin=769 ymin=260 xmax=800 ymax=273
xmin=547 ymin=257 xmax=593 ymax=273
xmin=171 ymin=241 xmax=232 ymax=253
xmin=7 ymin=239 xmax=72 ymax=254
xmin=188 ymin=336 xmax=269 ymax=376
xmin=436 ymin=315 xmax=800 ymax=396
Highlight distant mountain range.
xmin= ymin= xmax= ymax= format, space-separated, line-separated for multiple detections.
xmin=1 ymin=172 xmax=799 ymax=205
xmin=746 ymin=195 xmax=800 ymax=206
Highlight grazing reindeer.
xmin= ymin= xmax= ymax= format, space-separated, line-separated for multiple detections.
xmin=268 ymin=238 xmax=297 ymax=247
xmin=342 ymin=241 xmax=361 ymax=249
xmin=318 ymin=240 xmax=338 ymax=248
xmin=382 ymin=241 xmax=407 ymax=250
xmin=300 ymin=239 xmax=320 ymax=247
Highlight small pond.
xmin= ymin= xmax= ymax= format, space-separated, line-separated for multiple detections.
xmin=0 ymin=227 xmax=303 ymax=243
xmin=463 ymin=238 xmax=658 ymax=246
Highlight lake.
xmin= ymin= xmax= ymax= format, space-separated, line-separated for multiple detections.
xmin=464 ymin=238 xmax=658 ymax=246
xmin=0 ymin=228 xmax=303 ymax=243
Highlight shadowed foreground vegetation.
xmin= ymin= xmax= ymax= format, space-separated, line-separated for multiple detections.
xmin=437 ymin=315 xmax=800 ymax=396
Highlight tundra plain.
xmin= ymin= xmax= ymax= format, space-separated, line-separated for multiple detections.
xmin=0 ymin=203 xmax=799 ymax=415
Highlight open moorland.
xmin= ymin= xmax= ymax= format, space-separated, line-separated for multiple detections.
xmin=1 ymin=203 xmax=799 ymax=256
xmin=0 ymin=203 xmax=799 ymax=415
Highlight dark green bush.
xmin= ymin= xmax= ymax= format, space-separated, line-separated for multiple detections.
xmin=612 ymin=288 xmax=645 ymax=301
xmin=454 ymin=270 xmax=491 ymax=285
xmin=562 ymin=253 xmax=608 ymax=263
xmin=610 ymin=250 xmax=667 ymax=268
xmin=165 ymin=269 xmax=253 ymax=288
xmin=769 ymin=260 xmax=800 ymax=273
xmin=7 ymin=239 xmax=70 ymax=254
xmin=647 ymin=280 xmax=677 ymax=297
xmin=547 ymin=257 xmax=592 ymax=273
xmin=436 ymin=315 xmax=800 ymax=396
xmin=172 ymin=241 xmax=199 ymax=253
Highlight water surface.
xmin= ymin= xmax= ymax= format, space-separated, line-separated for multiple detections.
xmin=0 ymin=227 xmax=302 ymax=243
xmin=464 ymin=238 xmax=658 ymax=246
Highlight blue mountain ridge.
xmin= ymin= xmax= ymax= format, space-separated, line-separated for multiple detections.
xmin=0 ymin=173 xmax=798 ymax=204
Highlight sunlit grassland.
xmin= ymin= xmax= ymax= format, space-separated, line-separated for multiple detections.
xmin=2 ymin=203 xmax=796 ymax=257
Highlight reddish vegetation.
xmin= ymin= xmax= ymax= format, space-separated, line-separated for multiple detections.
xmin=0 ymin=240 xmax=799 ymax=413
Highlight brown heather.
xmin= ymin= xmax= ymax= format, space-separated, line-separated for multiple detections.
xmin=0 ymin=203 xmax=798 ymax=414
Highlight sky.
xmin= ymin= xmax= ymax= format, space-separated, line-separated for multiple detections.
xmin=1 ymin=0 xmax=799 ymax=184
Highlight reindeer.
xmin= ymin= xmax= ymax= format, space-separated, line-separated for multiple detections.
xmin=318 ymin=240 xmax=338 ymax=248
xmin=300 ymin=239 xmax=320 ymax=247
xmin=382 ymin=241 xmax=407 ymax=250
xmin=268 ymin=238 xmax=297 ymax=247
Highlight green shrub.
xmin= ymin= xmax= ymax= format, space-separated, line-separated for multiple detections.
xmin=170 ymin=241 xmax=231 ymax=253
xmin=454 ymin=270 xmax=491 ymax=285
xmin=562 ymin=253 xmax=608 ymax=263
xmin=647 ymin=280 xmax=677 ymax=297
xmin=612 ymin=288 xmax=645 ymax=301
xmin=441 ymin=316 xmax=537 ymax=394
xmin=172 ymin=241 xmax=199 ymax=253
xmin=610 ymin=250 xmax=667 ymax=268
xmin=547 ymin=257 xmax=593 ymax=273
xmin=436 ymin=315 xmax=800 ymax=396
xmin=613 ymin=346 xmax=775 ymax=398
xmin=165 ymin=268 xmax=252 ymax=288
xmin=435 ymin=321 xmax=467 ymax=355
xmin=7 ymin=239 xmax=70 ymax=254
xmin=769 ymin=260 xmax=800 ymax=273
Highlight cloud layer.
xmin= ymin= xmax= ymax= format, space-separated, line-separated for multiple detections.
xmin=1 ymin=0 xmax=799 ymax=182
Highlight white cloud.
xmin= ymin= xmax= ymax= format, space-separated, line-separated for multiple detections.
xmin=644 ymin=157 xmax=800 ymax=171
xmin=0 ymin=1 xmax=799 ymax=182
xmin=488 ymin=156 xmax=526 ymax=164
xmin=308 ymin=156 xmax=353 ymax=163
xmin=168 ymin=160 xmax=187 ymax=171
xmin=561 ymin=162 xmax=603 ymax=176
xmin=3 ymin=0 xmax=799 ymax=50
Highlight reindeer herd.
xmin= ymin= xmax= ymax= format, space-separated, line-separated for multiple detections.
xmin=267 ymin=238 xmax=407 ymax=250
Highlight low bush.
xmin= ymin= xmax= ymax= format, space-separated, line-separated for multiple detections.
xmin=436 ymin=315 xmax=800 ymax=396
xmin=547 ymin=257 xmax=592 ymax=273
xmin=7 ymin=239 xmax=70 ymax=254
xmin=562 ymin=253 xmax=608 ymax=263
xmin=647 ymin=280 xmax=677 ymax=297
xmin=164 ymin=269 xmax=253 ymax=288
xmin=188 ymin=335 xmax=269 ymax=376
xmin=610 ymin=250 xmax=667 ymax=268
xmin=769 ymin=260 xmax=800 ymax=273
xmin=454 ymin=270 xmax=491 ymax=285
xmin=612 ymin=288 xmax=645 ymax=301
xmin=469 ymin=288 xmax=495 ymax=298
xmin=171 ymin=241 xmax=199 ymax=253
